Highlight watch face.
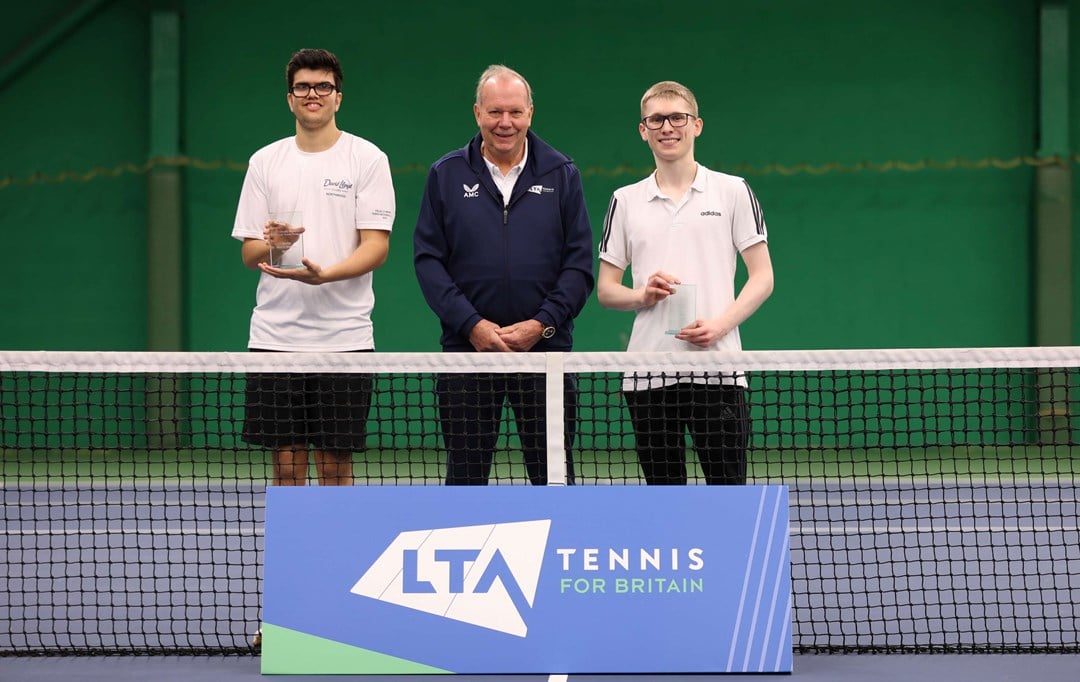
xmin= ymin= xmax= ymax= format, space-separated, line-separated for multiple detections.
xmin=542 ymin=326 xmax=556 ymax=339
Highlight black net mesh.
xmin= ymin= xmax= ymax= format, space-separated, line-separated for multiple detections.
xmin=0 ymin=350 xmax=1077 ymax=654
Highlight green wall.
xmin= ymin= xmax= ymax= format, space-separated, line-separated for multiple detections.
xmin=1 ymin=0 xmax=148 ymax=350
xmin=0 ymin=0 xmax=1063 ymax=353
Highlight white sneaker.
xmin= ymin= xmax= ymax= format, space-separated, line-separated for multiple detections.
xmin=252 ymin=627 xmax=262 ymax=649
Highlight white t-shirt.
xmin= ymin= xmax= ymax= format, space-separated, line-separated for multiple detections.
xmin=232 ymin=132 xmax=395 ymax=351
xmin=599 ymin=165 xmax=767 ymax=390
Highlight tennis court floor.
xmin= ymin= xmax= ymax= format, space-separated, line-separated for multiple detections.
xmin=3 ymin=654 xmax=1078 ymax=681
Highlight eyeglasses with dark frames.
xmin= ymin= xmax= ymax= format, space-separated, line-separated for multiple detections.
xmin=289 ymin=82 xmax=338 ymax=97
xmin=641 ymin=112 xmax=696 ymax=130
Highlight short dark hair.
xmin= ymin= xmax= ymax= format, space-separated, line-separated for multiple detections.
xmin=286 ymin=48 xmax=343 ymax=92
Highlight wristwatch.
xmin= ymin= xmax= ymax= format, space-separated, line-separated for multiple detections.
xmin=537 ymin=321 xmax=556 ymax=339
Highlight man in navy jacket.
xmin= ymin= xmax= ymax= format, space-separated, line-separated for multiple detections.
xmin=414 ymin=64 xmax=595 ymax=485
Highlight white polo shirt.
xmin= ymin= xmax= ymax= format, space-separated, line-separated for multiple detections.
xmin=482 ymin=141 xmax=528 ymax=205
xmin=598 ymin=164 xmax=767 ymax=390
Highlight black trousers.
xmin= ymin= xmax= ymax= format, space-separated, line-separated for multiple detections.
xmin=624 ymin=382 xmax=749 ymax=485
xmin=436 ymin=373 xmax=577 ymax=485
xmin=242 ymin=349 xmax=373 ymax=451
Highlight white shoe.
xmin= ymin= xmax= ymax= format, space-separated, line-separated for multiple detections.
xmin=252 ymin=627 xmax=262 ymax=649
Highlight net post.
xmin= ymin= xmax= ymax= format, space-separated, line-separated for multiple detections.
xmin=1034 ymin=2 xmax=1073 ymax=443
xmin=1037 ymin=370 xmax=1072 ymax=445
xmin=146 ymin=374 xmax=186 ymax=449
xmin=545 ymin=352 xmax=568 ymax=486
xmin=146 ymin=12 xmax=184 ymax=451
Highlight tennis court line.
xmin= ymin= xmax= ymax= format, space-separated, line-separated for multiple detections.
xmin=790 ymin=522 xmax=1080 ymax=534
xmin=4 ymin=525 xmax=264 ymax=536
xmin=7 ymin=519 xmax=1076 ymax=537
xmin=0 ymin=478 xmax=443 ymax=488
xmin=1 ymin=474 xmax=1075 ymax=488
xmin=791 ymin=491 xmax=1080 ymax=507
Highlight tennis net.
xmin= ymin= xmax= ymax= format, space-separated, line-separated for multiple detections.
xmin=1 ymin=347 xmax=1077 ymax=654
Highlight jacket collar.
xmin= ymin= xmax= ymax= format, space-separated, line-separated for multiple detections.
xmin=465 ymin=129 xmax=570 ymax=180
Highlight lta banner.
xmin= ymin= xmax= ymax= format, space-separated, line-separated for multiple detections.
xmin=261 ymin=486 xmax=791 ymax=674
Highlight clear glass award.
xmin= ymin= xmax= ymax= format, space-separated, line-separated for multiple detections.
xmin=267 ymin=210 xmax=305 ymax=269
xmin=664 ymin=283 xmax=697 ymax=335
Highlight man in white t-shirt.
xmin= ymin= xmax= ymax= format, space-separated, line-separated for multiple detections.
xmin=597 ymin=80 xmax=774 ymax=485
xmin=231 ymin=48 xmax=395 ymax=491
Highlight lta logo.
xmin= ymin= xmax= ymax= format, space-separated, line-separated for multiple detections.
xmin=349 ymin=520 xmax=551 ymax=637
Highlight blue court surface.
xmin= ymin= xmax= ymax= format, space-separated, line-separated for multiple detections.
xmin=2 ymin=654 xmax=1078 ymax=681
xmin=4 ymin=480 xmax=1076 ymax=653
xmin=3 ymin=480 xmax=1077 ymax=678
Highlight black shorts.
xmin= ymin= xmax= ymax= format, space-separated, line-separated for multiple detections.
xmin=241 ymin=349 xmax=373 ymax=451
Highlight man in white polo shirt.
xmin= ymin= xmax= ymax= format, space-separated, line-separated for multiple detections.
xmin=597 ymin=80 xmax=774 ymax=485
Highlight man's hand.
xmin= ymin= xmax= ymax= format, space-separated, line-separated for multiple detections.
xmin=263 ymin=219 xmax=305 ymax=249
xmin=469 ymin=319 xmax=512 ymax=352
xmin=258 ymin=258 xmax=325 ymax=284
xmin=496 ymin=320 xmax=544 ymax=352
xmin=641 ymin=270 xmax=679 ymax=308
xmin=675 ymin=319 xmax=728 ymax=348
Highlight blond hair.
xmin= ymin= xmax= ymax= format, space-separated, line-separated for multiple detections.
xmin=475 ymin=64 xmax=533 ymax=106
xmin=640 ymin=80 xmax=698 ymax=117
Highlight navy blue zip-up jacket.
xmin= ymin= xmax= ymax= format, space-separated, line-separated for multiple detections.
xmin=413 ymin=131 xmax=595 ymax=351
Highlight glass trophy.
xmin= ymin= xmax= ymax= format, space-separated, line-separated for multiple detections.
xmin=664 ymin=283 xmax=697 ymax=335
xmin=267 ymin=210 xmax=305 ymax=269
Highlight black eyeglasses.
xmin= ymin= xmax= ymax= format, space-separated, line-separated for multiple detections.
xmin=289 ymin=82 xmax=338 ymax=97
xmin=641 ymin=112 xmax=696 ymax=130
